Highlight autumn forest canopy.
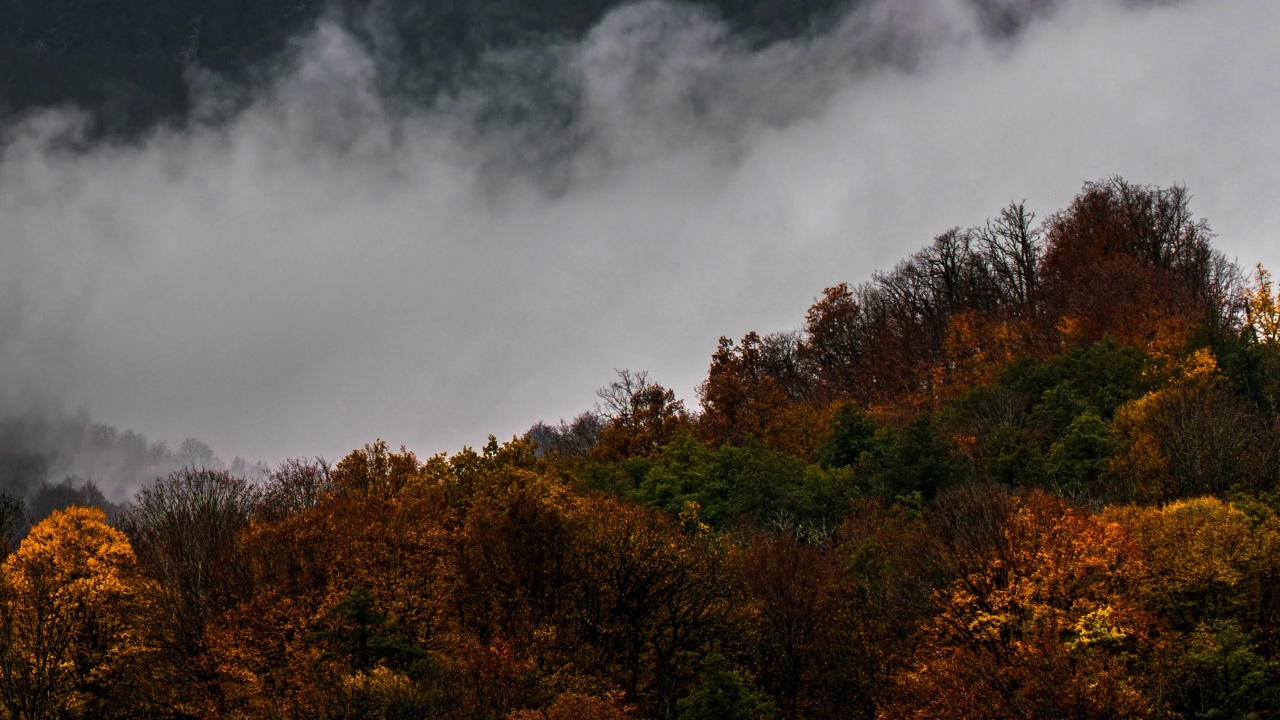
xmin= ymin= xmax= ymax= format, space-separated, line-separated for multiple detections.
xmin=5 ymin=177 xmax=1280 ymax=719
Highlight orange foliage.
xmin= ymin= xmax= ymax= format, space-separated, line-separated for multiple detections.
xmin=0 ymin=507 xmax=155 ymax=718
xmin=1039 ymin=179 xmax=1215 ymax=356
xmin=509 ymin=692 xmax=634 ymax=720
xmin=885 ymin=492 xmax=1167 ymax=720
xmin=930 ymin=311 xmax=1032 ymax=401
xmin=1109 ymin=354 xmax=1278 ymax=501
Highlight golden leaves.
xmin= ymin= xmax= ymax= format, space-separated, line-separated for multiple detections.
xmin=0 ymin=507 xmax=155 ymax=718
xmin=884 ymin=493 xmax=1162 ymax=720
xmin=1103 ymin=498 xmax=1277 ymax=623
xmin=1245 ymin=263 xmax=1280 ymax=344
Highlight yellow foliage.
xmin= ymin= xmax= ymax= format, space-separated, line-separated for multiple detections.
xmin=0 ymin=507 xmax=153 ymax=719
xmin=1109 ymin=365 xmax=1276 ymax=501
xmin=1067 ymin=605 xmax=1128 ymax=650
xmin=1245 ymin=263 xmax=1280 ymax=344
xmin=1173 ymin=347 xmax=1222 ymax=385
xmin=509 ymin=692 xmax=635 ymax=720
xmin=1103 ymin=498 xmax=1273 ymax=621
xmin=1056 ymin=315 xmax=1087 ymax=344
xmin=885 ymin=493 xmax=1163 ymax=719
xmin=930 ymin=312 xmax=1031 ymax=403
xmin=339 ymin=666 xmax=421 ymax=708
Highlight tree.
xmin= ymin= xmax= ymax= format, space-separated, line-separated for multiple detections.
xmin=886 ymin=492 xmax=1164 ymax=720
xmin=1104 ymin=498 xmax=1273 ymax=630
xmin=1244 ymin=264 xmax=1280 ymax=345
xmin=120 ymin=467 xmax=259 ymax=702
xmin=526 ymin=413 xmax=603 ymax=458
xmin=566 ymin=496 xmax=733 ymax=718
xmin=1108 ymin=356 xmax=1278 ymax=501
xmin=1039 ymin=178 xmax=1234 ymax=353
xmin=677 ymin=653 xmax=776 ymax=720
xmin=593 ymin=370 xmax=690 ymax=460
xmin=698 ymin=333 xmax=804 ymax=451
xmin=0 ymin=507 xmax=153 ymax=719
xmin=256 ymin=456 xmax=335 ymax=522
xmin=864 ymin=414 xmax=971 ymax=501
xmin=510 ymin=693 xmax=634 ymax=720
xmin=983 ymin=423 xmax=1045 ymax=487
xmin=0 ymin=493 xmax=25 ymax=559
xmin=331 ymin=440 xmax=423 ymax=497
xmin=975 ymin=201 xmax=1042 ymax=314
xmin=817 ymin=404 xmax=879 ymax=470
xmin=1104 ymin=499 xmax=1280 ymax=718
xmin=1045 ymin=413 xmax=1117 ymax=500
xmin=205 ymin=462 xmax=455 ymax=718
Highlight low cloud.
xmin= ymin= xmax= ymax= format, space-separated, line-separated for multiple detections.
xmin=1 ymin=0 xmax=1277 ymax=470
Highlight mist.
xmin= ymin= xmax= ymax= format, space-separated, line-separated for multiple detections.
xmin=1 ymin=0 xmax=1277 ymax=478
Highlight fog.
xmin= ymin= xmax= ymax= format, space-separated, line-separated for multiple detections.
xmin=1 ymin=0 xmax=1277 ymax=473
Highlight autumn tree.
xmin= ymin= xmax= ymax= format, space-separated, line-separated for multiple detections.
xmin=566 ymin=496 xmax=734 ymax=718
xmin=1105 ymin=498 xmax=1280 ymax=718
xmin=1039 ymin=177 xmax=1235 ymax=353
xmin=593 ymin=370 xmax=690 ymax=460
xmin=737 ymin=502 xmax=933 ymax=720
xmin=886 ymin=491 xmax=1165 ymax=719
xmin=206 ymin=458 xmax=455 ymax=718
xmin=698 ymin=332 xmax=817 ymax=453
xmin=1217 ymin=263 xmax=1280 ymax=412
xmin=799 ymin=283 xmax=880 ymax=402
xmin=1245 ymin=264 xmax=1280 ymax=344
xmin=0 ymin=507 xmax=154 ymax=719
xmin=509 ymin=692 xmax=634 ymax=720
xmin=1108 ymin=352 xmax=1279 ymax=501
xmin=331 ymin=440 xmax=423 ymax=497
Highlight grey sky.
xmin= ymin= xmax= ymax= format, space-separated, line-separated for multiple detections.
xmin=1 ymin=0 xmax=1277 ymax=467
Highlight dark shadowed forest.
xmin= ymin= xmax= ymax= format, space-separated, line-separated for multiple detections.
xmin=4 ymin=177 xmax=1280 ymax=718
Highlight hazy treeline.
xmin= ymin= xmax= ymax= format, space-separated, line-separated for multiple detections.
xmin=2 ymin=177 xmax=1279 ymax=719
xmin=0 ymin=407 xmax=266 ymax=526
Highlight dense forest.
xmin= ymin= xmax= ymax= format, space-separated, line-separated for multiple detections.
xmin=0 ymin=0 xmax=1061 ymax=135
xmin=2 ymin=177 xmax=1279 ymax=718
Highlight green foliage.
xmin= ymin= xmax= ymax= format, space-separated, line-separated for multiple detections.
xmin=1203 ymin=321 xmax=1280 ymax=415
xmin=632 ymin=432 xmax=856 ymax=531
xmin=678 ymin=653 xmax=777 ymax=720
xmin=862 ymin=415 xmax=971 ymax=501
xmin=1002 ymin=337 xmax=1153 ymax=430
xmin=1045 ymin=413 xmax=1117 ymax=499
xmin=312 ymin=588 xmax=430 ymax=678
xmin=1174 ymin=620 xmax=1278 ymax=720
xmin=1028 ymin=383 xmax=1094 ymax=439
xmin=818 ymin=404 xmax=880 ymax=469
xmin=985 ymin=424 xmax=1046 ymax=487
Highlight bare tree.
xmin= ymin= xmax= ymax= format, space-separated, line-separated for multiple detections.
xmin=256 ymin=457 xmax=334 ymax=522
xmin=121 ymin=468 xmax=259 ymax=664
xmin=977 ymin=201 xmax=1042 ymax=313
xmin=0 ymin=493 xmax=24 ymax=558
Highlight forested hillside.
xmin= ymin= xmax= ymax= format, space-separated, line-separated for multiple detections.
xmin=3 ymin=177 xmax=1279 ymax=719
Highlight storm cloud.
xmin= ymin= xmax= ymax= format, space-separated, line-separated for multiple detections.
xmin=1 ymin=0 xmax=1277 ymax=469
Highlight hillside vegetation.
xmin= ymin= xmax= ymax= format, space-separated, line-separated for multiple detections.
xmin=3 ymin=177 xmax=1280 ymax=719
